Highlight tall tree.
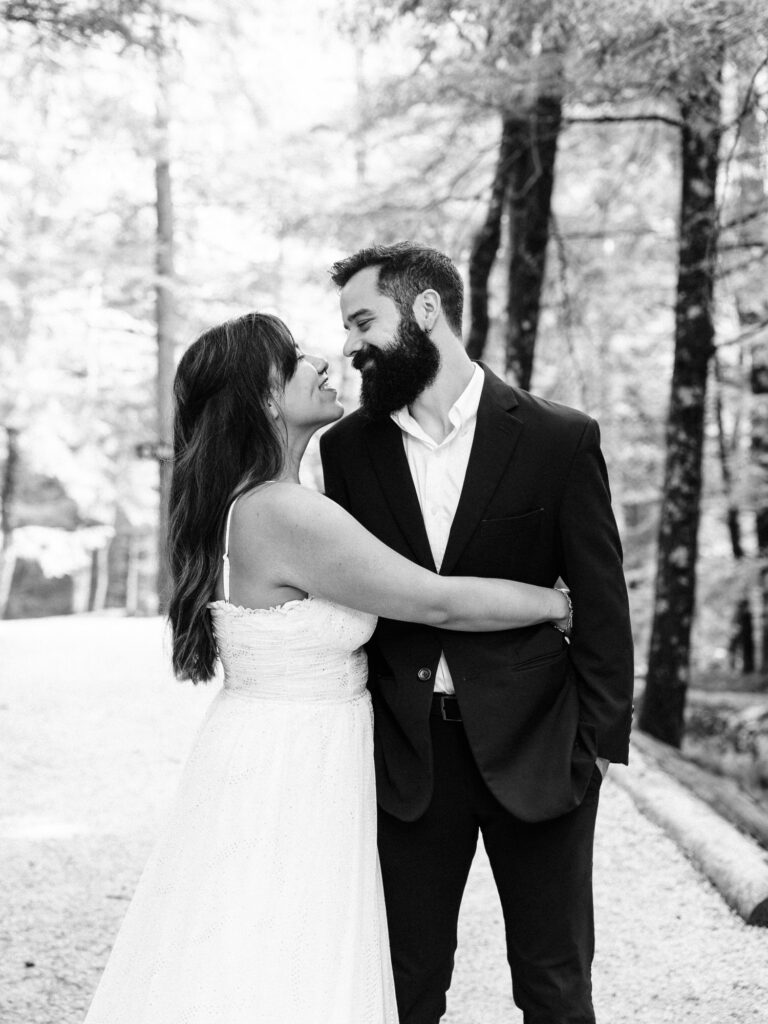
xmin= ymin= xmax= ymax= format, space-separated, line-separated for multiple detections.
xmin=465 ymin=113 xmax=515 ymax=359
xmin=466 ymin=86 xmax=562 ymax=391
xmin=0 ymin=0 xmax=153 ymax=618
xmin=712 ymin=67 xmax=768 ymax=676
xmin=403 ymin=4 xmax=565 ymax=387
xmin=711 ymin=352 xmax=754 ymax=671
xmin=1 ymin=0 xmax=179 ymax=612
xmin=503 ymin=81 xmax=562 ymax=389
xmin=750 ymin=339 xmax=768 ymax=671
xmin=639 ymin=47 xmax=724 ymax=745
xmin=734 ymin=75 xmax=768 ymax=672
xmin=151 ymin=0 xmax=176 ymax=611
xmin=0 ymin=426 xmax=19 ymax=616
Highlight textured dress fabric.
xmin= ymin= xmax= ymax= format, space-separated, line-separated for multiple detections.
xmin=83 ymin=596 xmax=398 ymax=1024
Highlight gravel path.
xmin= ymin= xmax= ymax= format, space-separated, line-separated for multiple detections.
xmin=1 ymin=614 xmax=767 ymax=1023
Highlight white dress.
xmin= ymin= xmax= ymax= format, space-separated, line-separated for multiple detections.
xmin=84 ymin=501 xmax=398 ymax=1024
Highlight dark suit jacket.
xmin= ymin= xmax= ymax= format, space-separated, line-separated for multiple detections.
xmin=320 ymin=364 xmax=633 ymax=823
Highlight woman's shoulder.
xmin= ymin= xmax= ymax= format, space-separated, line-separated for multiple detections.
xmin=235 ymin=481 xmax=328 ymax=531
xmin=230 ymin=482 xmax=350 ymax=568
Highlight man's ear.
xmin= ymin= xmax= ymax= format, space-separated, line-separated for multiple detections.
xmin=413 ymin=289 xmax=441 ymax=333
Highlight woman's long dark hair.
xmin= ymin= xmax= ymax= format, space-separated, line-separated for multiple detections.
xmin=168 ymin=312 xmax=298 ymax=682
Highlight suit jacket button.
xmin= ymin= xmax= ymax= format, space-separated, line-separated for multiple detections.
xmin=417 ymin=667 xmax=432 ymax=681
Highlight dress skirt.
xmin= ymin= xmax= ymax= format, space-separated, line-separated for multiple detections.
xmin=83 ymin=684 xmax=398 ymax=1024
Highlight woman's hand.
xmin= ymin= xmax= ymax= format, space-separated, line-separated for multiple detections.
xmin=552 ymin=587 xmax=573 ymax=635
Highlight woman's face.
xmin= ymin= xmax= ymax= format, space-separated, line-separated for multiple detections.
xmin=274 ymin=349 xmax=343 ymax=432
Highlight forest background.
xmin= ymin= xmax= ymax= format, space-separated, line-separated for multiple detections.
xmin=2 ymin=0 xmax=768 ymax=754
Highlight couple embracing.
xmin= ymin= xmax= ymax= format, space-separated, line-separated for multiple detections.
xmin=84 ymin=243 xmax=633 ymax=1024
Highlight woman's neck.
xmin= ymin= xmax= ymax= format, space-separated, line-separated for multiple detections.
xmin=279 ymin=430 xmax=311 ymax=483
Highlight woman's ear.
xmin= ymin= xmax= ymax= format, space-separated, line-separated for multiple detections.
xmin=266 ymin=399 xmax=280 ymax=420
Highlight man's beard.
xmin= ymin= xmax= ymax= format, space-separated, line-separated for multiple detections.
xmin=353 ymin=314 xmax=441 ymax=418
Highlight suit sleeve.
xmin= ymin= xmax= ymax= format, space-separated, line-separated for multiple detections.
xmin=558 ymin=418 xmax=633 ymax=764
xmin=319 ymin=430 xmax=352 ymax=514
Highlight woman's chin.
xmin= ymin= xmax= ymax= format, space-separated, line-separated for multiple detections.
xmin=326 ymin=400 xmax=345 ymax=422
xmin=309 ymin=404 xmax=344 ymax=432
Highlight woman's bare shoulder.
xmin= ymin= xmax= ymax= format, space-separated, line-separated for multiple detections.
xmin=234 ymin=482 xmax=334 ymax=540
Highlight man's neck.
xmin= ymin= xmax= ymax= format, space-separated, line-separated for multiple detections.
xmin=407 ymin=350 xmax=476 ymax=445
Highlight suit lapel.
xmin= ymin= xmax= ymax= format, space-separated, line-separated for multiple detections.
xmin=440 ymin=366 xmax=524 ymax=576
xmin=364 ymin=416 xmax=437 ymax=571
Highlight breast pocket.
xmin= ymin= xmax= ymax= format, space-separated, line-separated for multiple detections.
xmin=479 ymin=507 xmax=544 ymax=538
xmin=473 ymin=507 xmax=545 ymax=574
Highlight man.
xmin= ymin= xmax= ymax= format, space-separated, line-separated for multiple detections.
xmin=319 ymin=242 xmax=633 ymax=1024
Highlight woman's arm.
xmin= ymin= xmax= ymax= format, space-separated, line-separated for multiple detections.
xmin=235 ymin=483 xmax=569 ymax=631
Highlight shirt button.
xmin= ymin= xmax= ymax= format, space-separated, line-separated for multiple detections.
xmin=417 ymin=667 xmax=432 ymax=681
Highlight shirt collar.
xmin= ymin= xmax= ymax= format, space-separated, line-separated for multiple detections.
xmin=392 ymin=363 xmax=484 ymax=446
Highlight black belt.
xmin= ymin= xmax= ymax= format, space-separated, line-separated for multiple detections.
xmin=431 ymin=693 xmax=463 ymax=722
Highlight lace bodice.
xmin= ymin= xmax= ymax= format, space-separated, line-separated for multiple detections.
xmin=208 ymin=597 xmax=376 ymax=702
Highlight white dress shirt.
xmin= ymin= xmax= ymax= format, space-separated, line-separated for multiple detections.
xmin=391 ymin=363 xmax=485 ymax=694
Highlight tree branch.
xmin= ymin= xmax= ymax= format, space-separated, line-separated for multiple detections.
xmin=565 ymin=113 xmax=683 ymax=129
xmin=716 ymin=319 xmax=768 ymax=350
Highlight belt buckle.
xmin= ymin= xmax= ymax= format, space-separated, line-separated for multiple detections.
xmin=440 ymin=695 xmax=461 ymax=722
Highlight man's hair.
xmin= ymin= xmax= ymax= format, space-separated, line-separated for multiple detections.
xmin=330 ymin=242 xmax=464 ymax=337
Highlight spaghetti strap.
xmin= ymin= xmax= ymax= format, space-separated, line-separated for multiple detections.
xmin=221 ymin=496 xmax=241 ymax=603
xmin=221 ymin=482 xmax=278 ymax=603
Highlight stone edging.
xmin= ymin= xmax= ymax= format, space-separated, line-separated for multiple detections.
xmin=612 ymin=731 xmax=768 ymax=927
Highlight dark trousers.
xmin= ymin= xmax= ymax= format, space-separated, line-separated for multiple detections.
xmin=377 ymin=712 xmax=603 ymax=1024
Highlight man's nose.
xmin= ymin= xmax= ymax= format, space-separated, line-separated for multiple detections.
xmin=342 ymin=333 xmax=361 ymax=358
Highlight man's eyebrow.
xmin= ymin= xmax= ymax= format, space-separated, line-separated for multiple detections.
xmin=342 ymin=307 xmax=374 ymax=329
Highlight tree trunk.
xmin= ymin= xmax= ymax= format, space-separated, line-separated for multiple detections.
xmin=126 ymin=531 xmax=139 ymax=616
xmin=504 ymin=92 xmax=562 ymax=391
xmin=713 ymin=356 xmax=743 ymax=559
xmin=1 ymin=425 xmax=19 ymax=550
xmin=0 ymin=426 xmax=20 ymax=618
xmin=734 ymin=85 xmax=768 ymax=674
xmin=753 ymin=349 xmax=768 ymax=669
xmin=722 ymin=71 xmax=768 ymax=676
xmin=466 ymin=114 xmax=516 ymax=360
xmin=728 ymin=597 xmax=755 ymax=673
xmin=88 ymin=544 xmax=109 ymax=612
xmin=639 ymin=64 xmax=723 ymax=746
xmin=154 ymin=7 xmax=176 ymax=614
xmin=713 ymin=353 xmax=754 ymax=671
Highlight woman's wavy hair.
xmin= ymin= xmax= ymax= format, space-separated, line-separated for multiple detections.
xmin=168 ymin=312 xmax=298 ymax=683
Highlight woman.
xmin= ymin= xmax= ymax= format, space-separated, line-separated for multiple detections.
xmin=83 ymin=312 xmax=571 ymax=1024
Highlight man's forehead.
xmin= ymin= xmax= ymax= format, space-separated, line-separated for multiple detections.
xmin=340 ymin=266 xmax=393 ymax=323
xmin=340 ymin=265 xmax=381 ymax=303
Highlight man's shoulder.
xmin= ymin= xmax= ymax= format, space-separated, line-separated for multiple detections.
xmin=514 ymin=387 xmax=593 ymax=433
xmin=482 ymin=365 xmax=593 ymax=438
xmin=320 ymin=408 xmax=370 ymax=453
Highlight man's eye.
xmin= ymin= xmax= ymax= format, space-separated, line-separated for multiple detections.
xmin=358 ymin=321 xmax=372 ymax=332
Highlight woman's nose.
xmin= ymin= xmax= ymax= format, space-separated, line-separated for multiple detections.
xmin=309 ymin=355 xmax=329 ymax=375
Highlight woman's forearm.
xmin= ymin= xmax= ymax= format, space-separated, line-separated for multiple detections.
xmin=438 ymin=576 xmax=569 ymax=632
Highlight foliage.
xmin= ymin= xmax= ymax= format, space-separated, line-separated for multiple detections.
xmin=1 ymin=0 xmax=161 ymax=45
